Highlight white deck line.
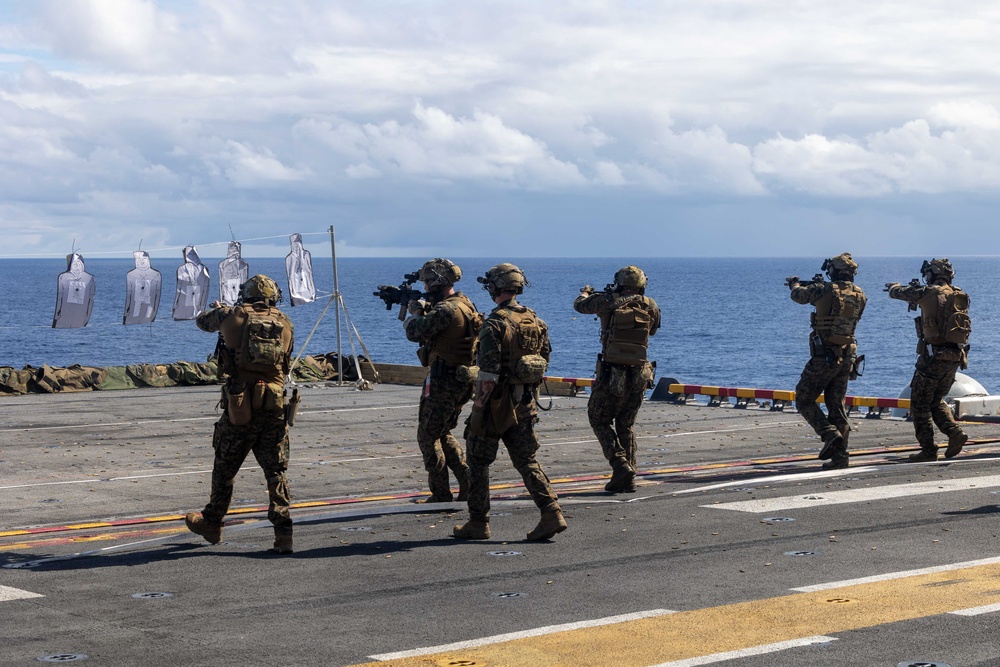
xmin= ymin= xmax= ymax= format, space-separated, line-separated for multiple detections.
xmin=368 ymin=609 xmax=677 ymax=661
xmin=649 ymin=636 xmax=837 ymax=666
xmin=0 ymin=585 xmax=44 ymax=601
xmin=704 ymin=474 xmax=1000 ymax=513
xmin=791 ymin=556 xmax=1000 ymax=592
xmin=950 ymin=602 xmax=1000 ymax=616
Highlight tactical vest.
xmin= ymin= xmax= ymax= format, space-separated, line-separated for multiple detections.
xmin=498 ymin=306 xmax=547 ymax=383
xmin=220 ymin=304 xmax=293 ymax=385
xmin=810 ymin=281 xmax=865 ymax=347
xmin=425 ymin=295 xmax=484 ymax=366
xmin=918 ymin=284 xmax=971 ymax=346
xmin=601 ymin=295 xmax=654 ymax=366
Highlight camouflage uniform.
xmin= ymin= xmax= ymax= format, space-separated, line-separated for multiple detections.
xmin=573 ymin=290 xmax=660 ymax=475
xmin=194 ymin=292 xmax=294 ymax=540
xmin=463 ymin=297 xmax=559 ymax=522
xmin=888 ymin=279 xmax=969 ymax=458
xmin=404 ymin=292 xmax=479 ymax=501
xmin=790 ymin=262 xmax=866 ymax=469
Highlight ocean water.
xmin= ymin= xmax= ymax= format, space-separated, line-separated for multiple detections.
xmin=1 ymin=255 xmax=998 ymax=399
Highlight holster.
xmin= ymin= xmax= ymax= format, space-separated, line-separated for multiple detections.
xmin=284 ymin=388 xmax=301 ymax=426
xmin=429 ymin=358 xmax=448 ymax=379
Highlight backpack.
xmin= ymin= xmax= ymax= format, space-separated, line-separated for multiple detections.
xmin=919 ymin=285 xmax=971 ymax=346
xmin=603 ymin=296 xmax=653 ymax=365
xmin=500 ymin=307 xmax=548 ymax=383
xmin=239 ymin=306 xmax=288 ymax=370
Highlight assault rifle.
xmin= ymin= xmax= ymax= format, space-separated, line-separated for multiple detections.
xmin=785 ymin=273 xmax=824 ymax=289
xmin=373 ymin=271 xmax=424 ymax=320
xmin=579 ymin=284 xmax=617 ymax=295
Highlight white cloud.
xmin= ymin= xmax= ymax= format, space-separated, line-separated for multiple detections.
xmin=1 ymin=1 xmax=1000 ymax=256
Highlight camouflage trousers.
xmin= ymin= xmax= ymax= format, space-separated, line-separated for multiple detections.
xmin=202 ymin=411 xmax=292 ymax=535
xmin=417 ymin=373 xmax=472 ymax=499
xmin=463 ymin=392 xmax=560 ymax=522
xmin=588 ymin=363 xmax=649 ymax=470
xmin=795 ymin=353 xmax=852 ymax=448
xmin=910 ymin=355 xmax=964 ymax=451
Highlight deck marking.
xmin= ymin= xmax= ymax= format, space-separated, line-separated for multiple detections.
xmin=791 ymin=556 xmax=1000 ymax=592
xmin=0 ymin=585 xmax=44 ymax=601
xmin=675 ymin=466 xmax=876 ymax=494
xmin=950 ymin=602 xmax=1000 ymax=616
xmin=368 ymin=609 xmax=678 ymax=660
xmin=705 ymin=474 xmax=1000 ymax=513
xmin=648 ymin=636 xmax=837 ymax=666
xmin=348 ymin=559 xmax=1000 ymax=667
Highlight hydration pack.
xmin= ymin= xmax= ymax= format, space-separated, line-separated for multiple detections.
xmin=603 ymin=296 xmax=654 ymax=365
xmin=918 ymin=284 xmax=971 ymax=346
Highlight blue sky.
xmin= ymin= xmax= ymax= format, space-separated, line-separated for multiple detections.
xmin=2 ymin=1 xmax=1000 ymax=258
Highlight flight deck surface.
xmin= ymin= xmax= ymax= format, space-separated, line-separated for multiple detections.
xmin=2 ymin=384 xmax=999 ymax=667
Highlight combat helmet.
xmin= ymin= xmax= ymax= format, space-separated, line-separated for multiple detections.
xmin=478 ymin=263 xmax=528 ymax=298
xmin=921 ymin=258 xmax=955 ymax=283
xmin=613 ymin=265 xmax=648 ymax=292
xmin=241 ymin=274 xmax=282 ymax=306
xmin=822 ymin=252 xmax=858 ymax=280
xmin=418 ymin=258 xmax=462 ymax=292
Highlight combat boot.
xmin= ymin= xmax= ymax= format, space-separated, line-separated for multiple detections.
xmin=822 ymin=455 xmax=849 ymax=470
xmin=453 ymin=519 xmax=490 ymax=540
xmin=945 ymin=431 xmax=968 ymax=459
xmin=416 ymin=494 xmax=453 ymax=504
xmin=818 ymin=434 xmax=844 ymax=461
xmin=526 ymin=509 xmax=568 ymax=541
xmin=185 ymin=512 xmax=222 ymax=544
xmin=272 ymin=533 xmax=293 ymax=554
xmin=604 ymin=462 xmax=635 ymax=493
xmin=909 ymin=448 xmax=939 ymax=463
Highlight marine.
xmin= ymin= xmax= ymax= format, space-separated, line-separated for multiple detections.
xmin=453 ymin=263 xmax=567 ymax=542
xmin=574 ymin=266 xmax=661 ymax=493
xmin=184 ymin=275 xmax=296 ymax=554
xmin=886 ymin=258 xmax=971 ymax=462
xmin=787 ymin=253 xmax=867 ymax=470
xmin=404 ymin=258 xmax=482 ymax=502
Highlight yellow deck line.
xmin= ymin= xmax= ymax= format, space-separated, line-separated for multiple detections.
xmin=349 ymin=561 xmax=1000 ymax=667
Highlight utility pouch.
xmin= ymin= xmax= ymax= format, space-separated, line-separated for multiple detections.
xmin=415 ymin=346 xmax=430 ymax=367
xmin=595 ymin=354 xmax=605 ymax=384
xmin=513 ymin=354 xmax=548 ymax=384
xmin=916 ymin=339 xmax=927 ymax=357
xmin=262 ymin=382 xmax=285 ymax=412
xmin=284 ymin=388 xmax=301 ymax=426
xmin=455 ymin=365 xmax=478 ymax=383
xmin=252 ymin=380 xmax=266 ymax=410
xmin=224 ymin=382 xmax=252 ymax=426
xmin=468 ymin=407 xmax=487 ymax=437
